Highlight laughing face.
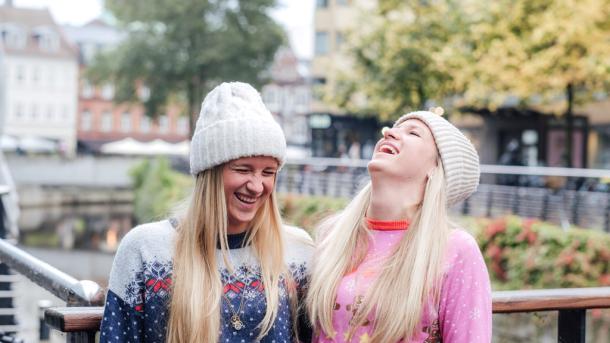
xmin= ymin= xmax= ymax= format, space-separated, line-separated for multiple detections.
xmin=368 ymin=118 xmax=438 ymax=182
xmin=222 ymin=156 xmax=279 ymax=234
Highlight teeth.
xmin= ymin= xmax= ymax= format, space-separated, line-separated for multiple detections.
xmin=381 ymin=145 xmax=398 ymax=155
xmin=235 ymin=194 xmax=256 ymax=204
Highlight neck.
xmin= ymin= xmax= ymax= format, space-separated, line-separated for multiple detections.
xmin=227 ymin=222 xmax=249 ymax=235
xmin=367 ymin=176 xmax=423 ymax=221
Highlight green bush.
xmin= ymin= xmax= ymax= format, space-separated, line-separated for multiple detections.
xmin=130 ymin=158 xmax=193 ymax=223
xmin=278 ymin=194 xmax=347 ymax=233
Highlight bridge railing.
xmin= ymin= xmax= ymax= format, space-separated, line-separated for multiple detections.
xmin=277 ymin=158 xmax=610 ymax=232
xmin=41 ymin=286 xmax=610 ymax=343
xmin=0 ymin=186 xmax=104 ymax=342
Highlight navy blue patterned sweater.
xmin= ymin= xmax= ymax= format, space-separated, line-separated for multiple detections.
xmin=99 ymin=219 xmax=314 ymax=342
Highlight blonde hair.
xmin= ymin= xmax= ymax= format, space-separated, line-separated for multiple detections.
xmin=307 ymin=159 xmax=450 ymax=342
xmin=167 ymin=166 xmax=298 ymax=343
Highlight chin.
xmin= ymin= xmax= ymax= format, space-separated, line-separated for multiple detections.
xmin=367 ymin=158 xmax=387 ymax=173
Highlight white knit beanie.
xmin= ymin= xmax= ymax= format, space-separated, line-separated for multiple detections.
xmin=394 ymin=109 xmax=480 ymax=206
xmin=189 ymin=82 xmax=286 ymax=175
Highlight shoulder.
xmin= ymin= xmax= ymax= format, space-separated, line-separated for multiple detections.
xmin=282 ymin=224 xmax=313 ymax=244
xmin=281 ymin=224 xmax=314 ymax=266
xmin=117 ymin=219 xmax=176 ymax=253
xmin=443 ymin=228 xmax=484 ymax=266
xmin=108 ymin=220 xmax=175 ymax=298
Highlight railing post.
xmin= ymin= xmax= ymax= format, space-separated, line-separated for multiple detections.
xmin=558 ymin=309 xmax=586 ymax=343
xmin=604 ymin=191 xmax=610 ymax=233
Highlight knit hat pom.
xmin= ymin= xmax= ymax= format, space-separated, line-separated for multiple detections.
xmin=189 ymin=82 xmax=287 ymax=175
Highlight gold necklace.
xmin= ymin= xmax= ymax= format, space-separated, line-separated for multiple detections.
xmin=222 ymin=265 xmax=252 ymax=331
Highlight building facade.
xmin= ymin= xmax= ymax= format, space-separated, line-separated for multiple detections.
xmin=261 ymin=47 xmax=311 ymax=152
xmin=0 ymin=4 xmax=79 ymax=156
xmin=62 ymin=19 xmax=189 ymax=154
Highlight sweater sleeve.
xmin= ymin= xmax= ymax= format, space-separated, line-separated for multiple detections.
xmin=100 ymin=228 xmax=146 ymax=343
xmin=438 ymin=230 xmax=492 ymax=343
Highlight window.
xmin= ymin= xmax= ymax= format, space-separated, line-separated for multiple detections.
xmin=139 ymin=86 xmax=150 ymax=101
xmin=37 ymin=33 xmax=59 ymax=52
xmin=336 ymin=32 xmax=345 ymax=48
xmin=158 ymin=115 xmax=169 ymax=134
xmin=313 ymin=77 xmax=327 ymax=85
xmin=62 ymin=105 xmax=69 ymax=120
xmin=46 ymin=106 xmax=54 ymax=120
xmin=32 ymin=28 xmax=59 ymax=52
xmin=30 ymin=105 xmax=38 ymax=120
xmin=14 ymin=103 xmax=24 ymax=119
xmin=315 ymin=31 xmax=329 ymax=55
xmin=15 ymin=65 xmax=25 ymax=84
xmin=101 ymin=111 xmax=112 ymax=132
xmin=337 ymin=0 xmax=349 ymax=5
xmin=121 ymin=112 xmax=132 ymax=133
xmin=1 ymin=25 xmax=26 ymax=49
xmin=316 ymin=0 xmax=328 ymax=7
xmin=101 ymin=84 xmax=114 ymax=100
xmin=177 ymin=117 xmax=189 ymax=135
xmin=81 ymin=110 xmax=92 ymax=131
xmin=32 ymin=67 xmax=40 ymax=85
xmin=82 ymin=80 xmax=94 ymax=98
xmin=140 ymin=116 xmax=151 ymax=133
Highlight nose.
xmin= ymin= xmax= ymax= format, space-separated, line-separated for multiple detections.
xmin=383 ymin=126 xmax=399 ymax=140
xmin=245 ymin=176 xmax=264 ymax=195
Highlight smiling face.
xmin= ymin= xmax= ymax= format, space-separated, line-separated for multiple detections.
xmin=222 ymin=156 xmax=279 ymax=234
xmin=368 ymin=119 xmax=439 ymax=183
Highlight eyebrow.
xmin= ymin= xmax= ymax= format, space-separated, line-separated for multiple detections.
xmin=231 ymin=163 xmax=277 ymax=170
xmin=398 ymin=123 xmax=425 ymax=132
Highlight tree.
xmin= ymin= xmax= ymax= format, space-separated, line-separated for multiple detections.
xmin=340 ymin=0 xmax=610 ymax=166
xmin=333 ymin=1 xmax=470 ymax=121
xmin=88 ymin=0 xmax=285 ymax=135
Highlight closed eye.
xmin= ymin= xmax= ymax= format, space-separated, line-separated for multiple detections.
xmin=410 ymin=131 xmax=420 ymax=137
xmin=263 ymin=170 xmax=277 ymax=176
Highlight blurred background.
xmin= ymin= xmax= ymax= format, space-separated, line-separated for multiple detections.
xmin=0 ymin=0 xmax=609 ymax=342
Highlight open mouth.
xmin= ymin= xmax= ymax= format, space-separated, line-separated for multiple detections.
xmin=379 ymin=144 xmax=399 ymax=155
xmin=235 ymin=193 xmax=257 ymax=205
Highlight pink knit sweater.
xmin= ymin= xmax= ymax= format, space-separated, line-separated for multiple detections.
xmin=315 ymin=223 xmax=492 ymax=343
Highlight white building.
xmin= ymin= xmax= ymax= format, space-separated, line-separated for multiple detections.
xmin=0 ymin=4 xmax=79 ymax=156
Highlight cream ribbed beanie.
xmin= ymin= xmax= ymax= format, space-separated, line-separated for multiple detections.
xmin=189 ymin=82 xmax=286 ymax=175
xmin=394 ymin=109 xmax=480 ymax=206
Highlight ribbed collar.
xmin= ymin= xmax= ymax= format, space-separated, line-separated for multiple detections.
xmin=365 ymin=217 xmax=410 ymax=231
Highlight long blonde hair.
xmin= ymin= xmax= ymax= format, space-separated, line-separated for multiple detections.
xmin=167 ymin=166 xmax=297 ymax=343
xmin=307 ymin=159 xmax=450 ymax=342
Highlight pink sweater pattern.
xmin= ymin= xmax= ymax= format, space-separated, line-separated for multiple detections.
xmin=315 ymin=229 xmax=492 ymax=343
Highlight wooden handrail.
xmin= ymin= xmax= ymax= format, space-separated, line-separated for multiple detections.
xmin=45 ymin=287 xmax=610 ymax=333
xmin=492 ymin=287 xmax=610 ymax=313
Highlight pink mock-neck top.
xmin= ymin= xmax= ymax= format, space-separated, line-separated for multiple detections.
xmin=315 ymin=218 xmax=492 ymax=343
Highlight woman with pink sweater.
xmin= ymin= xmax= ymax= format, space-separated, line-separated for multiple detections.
xmin=307 ymin=108 xmax=492 ymax=342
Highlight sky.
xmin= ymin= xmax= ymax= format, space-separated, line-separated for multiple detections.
xmin=8 ymin=0 xmax=314 ymax=59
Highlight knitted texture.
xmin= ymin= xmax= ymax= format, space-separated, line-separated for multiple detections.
xmin=190 ymin=82 xmax=287 ymax=174
xmin=99 ymin=220 xmax=314 ymax=343
xmin=394 ymin=111 xmax=480 ymax=206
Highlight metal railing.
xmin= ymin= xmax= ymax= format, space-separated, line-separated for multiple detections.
xmin=40 ymin=287 xmax=610 ymax=342
xmin=277 ymin=158 xmax=610 ymax=231
xmin=0 ymin=185 xmax=104 ymax=342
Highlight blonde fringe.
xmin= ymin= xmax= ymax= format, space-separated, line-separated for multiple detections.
xmin=307 ymin=159 xmax=450 ymax=343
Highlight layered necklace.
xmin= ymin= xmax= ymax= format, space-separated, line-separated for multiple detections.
xmin=220 ymin=231 xmax=257 ymax=331
xmin=222 ymin=264 xmax=252 ymax=331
